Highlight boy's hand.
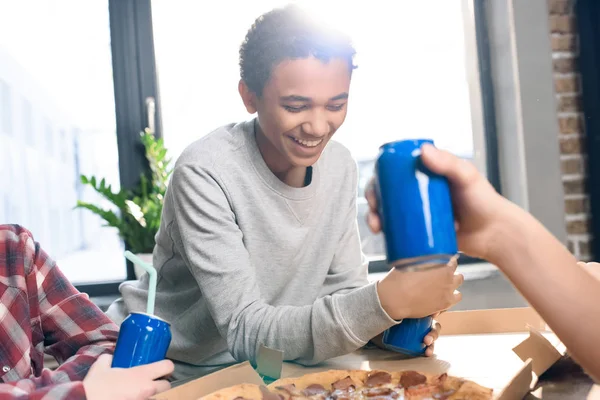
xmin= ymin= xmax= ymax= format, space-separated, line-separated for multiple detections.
xmin=377 ymin=258 xmax=463 ymax=321
xmin=84 ymin=354 xmax=174 ymax=400
xmin=365 ymin=144 xmax=510 ymax=262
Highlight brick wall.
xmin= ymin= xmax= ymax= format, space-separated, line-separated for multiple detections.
xmin=549 ymin=0 xmax=593 ymax=260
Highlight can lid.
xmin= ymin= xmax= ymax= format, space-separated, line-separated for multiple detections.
xmin=379 ymin=138 xmax=434 ymax=151
xmin=129 ymin=312 xmax=171 ymax=325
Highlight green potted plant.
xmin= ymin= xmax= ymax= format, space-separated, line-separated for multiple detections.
xmin=75 ymin=128 xmax=173 ymax=278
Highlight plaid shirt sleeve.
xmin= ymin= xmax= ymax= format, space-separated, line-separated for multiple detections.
xmin=0 ymin=225 xmax=119 ymax=400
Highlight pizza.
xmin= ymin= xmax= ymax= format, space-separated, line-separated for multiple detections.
xmin=200 ymin=369 xmax=493 ymax=400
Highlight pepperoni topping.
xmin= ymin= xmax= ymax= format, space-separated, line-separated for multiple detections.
xmin=366 ymin=371 xmax=392 ymax=387
xmin=332 ymin=377 xmax=355 ymax=391
xmin=363 ymin=387 xmax=398 ymax=398
xmin=400 ymin=371 xmax=427 ymax=388
xmin=302 ymin=384 xmax=328 ymax=397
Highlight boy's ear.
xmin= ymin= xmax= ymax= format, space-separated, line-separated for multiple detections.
xmin=238 ymin=80 xmax=258 ymax=114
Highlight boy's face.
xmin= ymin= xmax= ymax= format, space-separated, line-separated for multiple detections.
xmin=240 ymin=56 xmax=352 ymax=169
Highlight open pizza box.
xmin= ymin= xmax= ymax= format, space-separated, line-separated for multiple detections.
xmin=152 ymin=307 xmax=597 ymax=400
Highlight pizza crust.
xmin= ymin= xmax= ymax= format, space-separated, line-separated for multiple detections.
xmin=200 ymin=383 xmax=265 ymax=400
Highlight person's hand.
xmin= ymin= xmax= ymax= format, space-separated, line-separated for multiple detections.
xmin=577 ymin=261 xmax=600 ymax=281
xmin=377 ymin=258 xmax=463 ymax=321
xmin=365 ymin=144 xmax=510 ymax=261
xmin=84 ymin=354 xmax=174 ymax=400
xmin=370 ymin=319 xmax=442 ymax=357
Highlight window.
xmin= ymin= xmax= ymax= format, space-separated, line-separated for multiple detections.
xmin=0 ymin=0 xmax=125 ymax=284
xmin=60 ymin=129 xmax=68 ymax=163
xmin=45 ymin=119 xmax=54 ymax=157
xmin=22 ymin=98 xmax=34 ymax=146
xmin=0 ymin=79 xmax=11 ymax=135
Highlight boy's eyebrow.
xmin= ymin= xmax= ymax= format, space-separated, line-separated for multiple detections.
xmin=330 ymin=93 xmax=349 ymax=101
xmin=280 ymin=95 xmax=311 ymax=102
xmin=280 ymin=93 xmax=349 ymax=102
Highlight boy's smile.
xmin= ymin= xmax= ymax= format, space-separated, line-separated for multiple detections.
xmin=240 ymin=56 xmax=352 ymax=187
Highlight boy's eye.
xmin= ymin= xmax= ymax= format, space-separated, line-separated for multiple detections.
xmin=283 ymin=105 xmax=308 ymax=113
xmin=327 ymin=103 xmax=346 ymax=112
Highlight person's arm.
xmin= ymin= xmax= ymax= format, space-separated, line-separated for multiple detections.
xmin=0 ymin=227 xmax=118 ymax=398
xmin=488 ymin=205 xmax=600 ymax=382
xmin=171 ymin=163 xmax=397 ymax=365
xmin=34 ymin=233 xmax=118 ymax=381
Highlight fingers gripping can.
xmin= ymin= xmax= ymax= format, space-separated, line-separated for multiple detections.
xmin=111 ymin=312 xmax=172 ymax=368
xmin=375 ymin=139 xmax=458 ymax=356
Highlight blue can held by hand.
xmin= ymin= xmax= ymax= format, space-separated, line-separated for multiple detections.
xmin=111 ymin=312 xmax=172 ymax=368
xmin=375 ymin=139 xmax=458 ymax=356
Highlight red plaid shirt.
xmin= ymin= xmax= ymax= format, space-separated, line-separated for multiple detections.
xmin=0 ymin=225 xmax=119 ymax=399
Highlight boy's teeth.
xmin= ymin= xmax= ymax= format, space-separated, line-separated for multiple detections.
xmin=293 ymin=137 xmax=322 ymax=147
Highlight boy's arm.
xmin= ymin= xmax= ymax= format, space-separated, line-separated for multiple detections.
xmin=0 ymin=228 xmax=118 ymax=396
xmin=171 ymin=164 xmax=397 ymax=365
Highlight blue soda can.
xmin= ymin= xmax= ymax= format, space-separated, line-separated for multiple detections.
xmin=111 ymin=312 xmax=172 ymax=368
xmin=375 ymin=139 xmax=458 ymax=356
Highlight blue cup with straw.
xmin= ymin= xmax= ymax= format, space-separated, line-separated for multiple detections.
xmin=111 ymin=251 xmax=172 ymax=368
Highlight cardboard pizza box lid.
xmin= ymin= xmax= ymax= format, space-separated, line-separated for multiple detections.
xmin=436 ymin=307 xmax=548 ymax=336
xmin=151 ymin=361 xmax=263 ymax=400
xmin=496 ymin=358 xmax=534 ymax=400
xmin=512 ymin=328 xmax=563 ymax=377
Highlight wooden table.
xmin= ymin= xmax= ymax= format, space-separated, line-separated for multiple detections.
xmin=280 ymin=333 xmax=597 ymax=399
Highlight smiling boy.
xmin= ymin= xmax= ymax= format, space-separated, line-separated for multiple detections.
xmin=107 ymin=4 xmax=461 ymax=380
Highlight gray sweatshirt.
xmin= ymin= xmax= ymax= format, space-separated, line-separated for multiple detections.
xmin=106 ymin=119 xmax=396 ymax=368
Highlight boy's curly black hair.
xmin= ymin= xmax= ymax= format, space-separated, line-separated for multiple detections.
xmin=239 ymin=4 xmax=357 ymax=96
